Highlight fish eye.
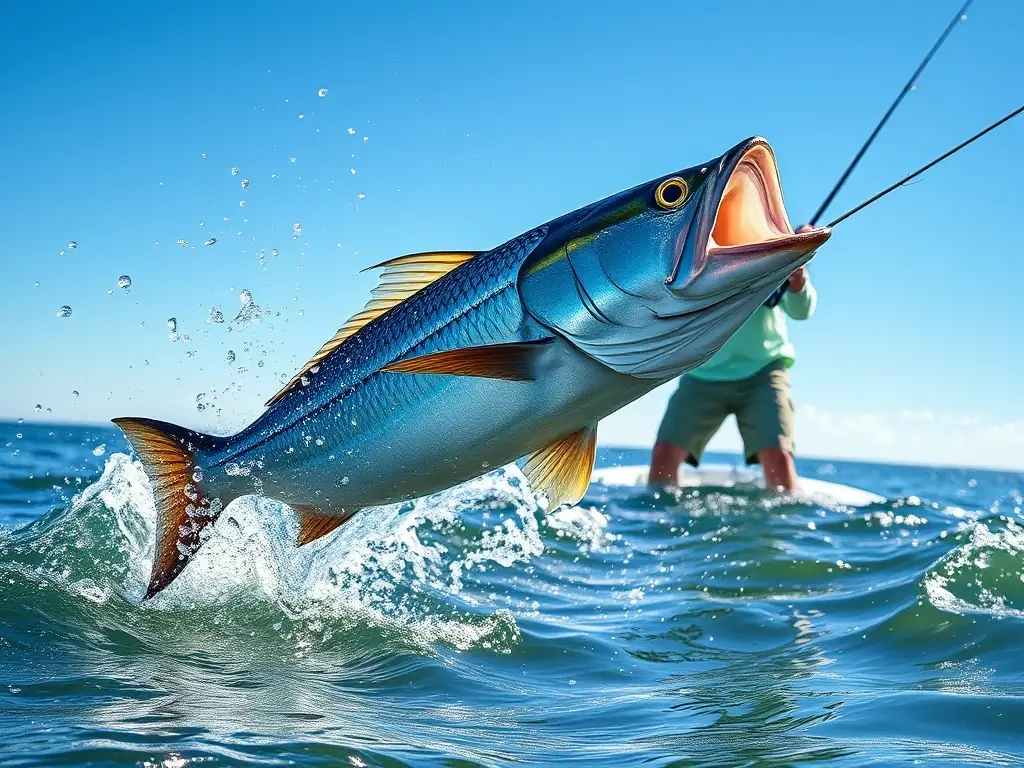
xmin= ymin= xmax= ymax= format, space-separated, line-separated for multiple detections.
xmin=655 ymin=177 xmax=688 ymax=210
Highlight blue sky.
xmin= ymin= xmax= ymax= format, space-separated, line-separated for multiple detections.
xmin=2 ymin=1 xmax=1022 ymax=470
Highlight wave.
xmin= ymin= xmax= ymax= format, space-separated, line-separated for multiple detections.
xmin=0 ymin=452 xmax=612 ymax=657
xmin=924 ymin=518 xmax=1024 ymax=619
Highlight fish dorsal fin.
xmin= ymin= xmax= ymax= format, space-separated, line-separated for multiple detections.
xmin=264 ymin=251 xmax=482 ymax=407
xmin=292 ymin=504 xmax=361 ymax=546
xmin=522 ymin=423 xmax=598 ymax=510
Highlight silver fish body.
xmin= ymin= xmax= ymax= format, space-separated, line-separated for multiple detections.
xmin=115 ymin=136 xmax=831 ymax=598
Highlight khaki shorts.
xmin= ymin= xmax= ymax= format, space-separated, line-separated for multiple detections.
xmin=656 ymin=362 xmax=795 ymax=466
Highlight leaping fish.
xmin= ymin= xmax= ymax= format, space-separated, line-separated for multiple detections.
xmin=114 ymin=137 xmax=831 ymax=599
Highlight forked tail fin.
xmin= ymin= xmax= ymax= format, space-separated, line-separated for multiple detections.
xmin=112 ymin=417 xmax=233 ymax=600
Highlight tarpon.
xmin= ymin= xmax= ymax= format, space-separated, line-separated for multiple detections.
xmin=114 ymin=137 xmax=830 ymax=598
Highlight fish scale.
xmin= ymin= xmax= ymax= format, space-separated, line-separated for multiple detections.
xmin=219 ymin=227 xmax=550 ymax=467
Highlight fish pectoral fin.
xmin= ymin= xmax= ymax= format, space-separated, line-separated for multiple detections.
xmin=292 ymin=504 xmax=360 ymax=546
xmin=381 ymin=339 xmax=555 ymax=381
xmin=522 ymin=423 xmax=598 ymax=510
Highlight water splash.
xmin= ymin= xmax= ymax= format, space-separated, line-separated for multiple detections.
xmin=2 ymin=454 xmax=541 ymax=653
xmin=118 ymin=275 xmax=131 ymax=293
xmin=924 ymin=519 xmax=1024 ymax=618
xmin=231 ymin=289 xmax=266 ymax=329
xmin=57 ymin=305 xmax=72 ymax=318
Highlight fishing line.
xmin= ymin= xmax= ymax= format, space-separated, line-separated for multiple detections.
xmin=808 ymin=0 xmax=975 ymax=227
xmin=827 ymin=103 xmax=1024 ymax=227
xmin=764 ymin=0 xmax=973 ymax=308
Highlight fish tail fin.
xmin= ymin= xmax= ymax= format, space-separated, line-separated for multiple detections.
xmin=112 ymin=417 xmax=232 ymax=600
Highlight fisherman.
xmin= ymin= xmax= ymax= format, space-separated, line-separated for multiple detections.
xmin=649 ymin=225 xmax=817 ymax=492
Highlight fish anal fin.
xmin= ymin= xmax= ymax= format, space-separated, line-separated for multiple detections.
xmin=112 ymin=417 xmax=226 ymax=600
xmin=522 ymin=423 xmax=598 ymax=510
xmin=382 ymin=339 xmax=554 ymax=381
xmin=264 ymin=251 xmax=482 ymax=408
xmin=293 ymin=504 xmax=360 ymax=546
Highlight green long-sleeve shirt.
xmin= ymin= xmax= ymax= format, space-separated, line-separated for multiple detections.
xmin=687 ymin=279 xmax=817 ymax=382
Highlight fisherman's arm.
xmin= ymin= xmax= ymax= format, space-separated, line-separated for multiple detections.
xmin=780 ymin=269 xmax=816 ymax=320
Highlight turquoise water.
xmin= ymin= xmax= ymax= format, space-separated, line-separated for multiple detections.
xmin=2 ymin=421 xmax=1023 ymax=767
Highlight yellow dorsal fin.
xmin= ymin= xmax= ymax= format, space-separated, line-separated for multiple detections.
xmin=264 ymin=251 xmax=482 ymax=407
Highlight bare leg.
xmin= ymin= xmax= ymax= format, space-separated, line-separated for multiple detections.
xmin=759 ymin=447 xmax=798 ymax=492
xmin=649 ymin=441 xmax=689 ymax=485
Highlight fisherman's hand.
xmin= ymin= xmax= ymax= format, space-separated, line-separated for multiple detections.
xmin=788 ymin=225 xmax=812 ymax=292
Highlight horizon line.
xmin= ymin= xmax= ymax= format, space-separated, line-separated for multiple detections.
xmin=4 ymin=418 xmax=1022 ymax=475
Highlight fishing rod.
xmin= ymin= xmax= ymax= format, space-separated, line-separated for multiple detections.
xmin=826 ymin=103 xmax=1024 ymax=228
xmin=808 ymin=0 xmax=974 ymax=228
xmin=764 ymin=0 xmax=974 ymax=308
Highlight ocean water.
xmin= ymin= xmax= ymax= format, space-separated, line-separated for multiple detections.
xmin=2 ymin=421 xmax=1023 ymax=767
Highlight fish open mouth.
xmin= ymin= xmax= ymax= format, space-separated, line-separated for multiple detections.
xmin=706 ymin=139 xmax=830 ymax=258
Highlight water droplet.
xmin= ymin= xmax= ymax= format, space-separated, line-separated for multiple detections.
xmin=16 ymin=433 xmax=22 ymax=439
xmin=207 ymin=308 xmax=224 ymax=324
xmin=239 ymin=289 xmax=253 ymax=306
xmin=176 ymin=239 xmax=189 ymax=247
xmin=290 ymin=157 xmax=297 ymax=163
xmin=272 ymin=248 xmax=280 ymax=257
xmin=298 ymin=113 xmax=304 ymax=119
xmin=231 ymin=167 xmax=240 ymax=176
xmin=910 ymin=83 xmax=918 ymax=92
xmin=226 ymin=350 xmax=236 ymax=364
xmin=92 ymin=444 xmax=106 ymax=456
xmin=72 ymin=390 xmax=79 ymax=397
xmin=363 ymin=136 xmax=368 ymax=142
xmin=57 ymin=305 xmax=72 ymax=318
xmin=167 ymin=317 xmax=177 ymax=331
xmin=241 ymin=177 xmax=250 ymax=189
xmin=341 ymin=476 xmax=350 ymax=485
xmin=239 ymin=200 xmax=246 ymax=208
xmin=16 ymin=418 xmax=23 ymax=424
xmin=192 ymin=467 xmax=204 ymax=482
xmin=358 ymin=193 xmax=365 ymax=200
xmin=293 ymin=222 xmax=302 ymax=238
xmin=272 ymin=173 xmax=278 ymax=179
xmin=118 ymin=275 xmax=131 ymax=291
xmin=34 ymin=281 xmax=39 ymax=287
xmin=200 ymin=222 xmax=206 ymax=228
xmin=67 ymin=241 xmax=77 ymax=249
xmin=201 ymin=153 xmax=207 ymax=159
xmin=961 ymin=13 xmax=968 ymax=20
xmin=205 ymin=238 xmax=217 ymax=246
xmin=34 ymin=404 xmax=42 ymax=412
xmin=347 ymin=128 xmax=355 ymax=135
xmin=350 ymin=168 xmax=357 ymax=175
xmin=318 ymin=88 xmax=328 ymax=97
